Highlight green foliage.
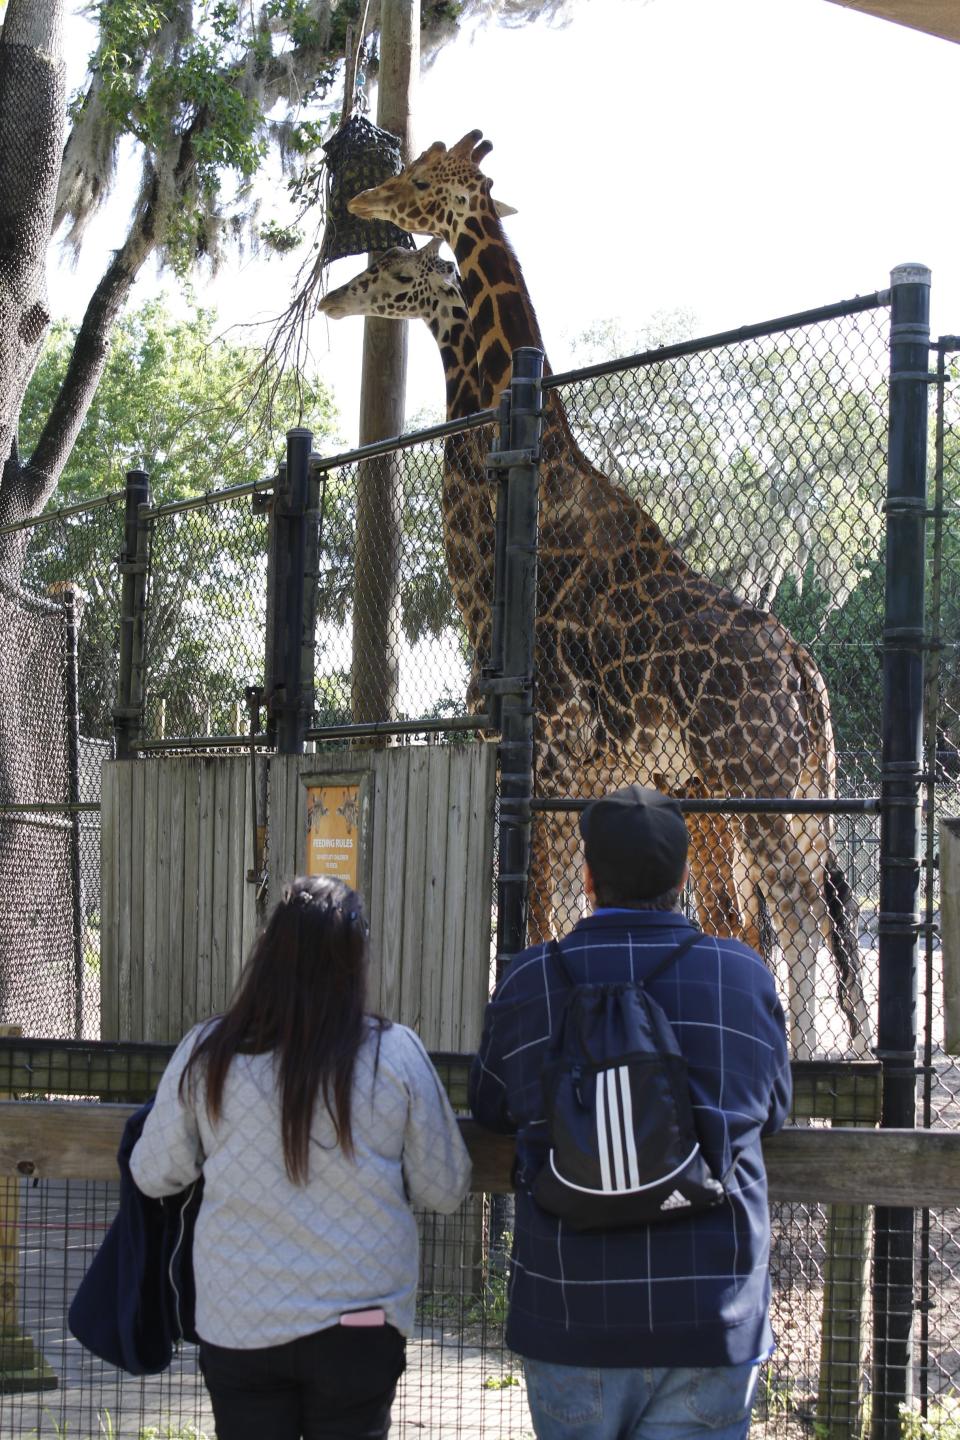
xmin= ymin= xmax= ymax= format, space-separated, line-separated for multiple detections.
xmin=140 ymin=1424 xmax=212 ymax=1440
xmin=26 ymin=1414 xmax=211 ymax=1440
xmin=19 ymin=302 xmax=338 ymax=736
xmin=65 ymin=1 xmax=488 ymax=277
xmin=20 ymin=300 xmax=336 ymax=506
xmin=482 ymin=1372 xmax=520 ymax=1390
xmin=899 ymin=1395 xmax=960 ymax=1439
xmin=69 ymin=1 xmax=342 ymax=273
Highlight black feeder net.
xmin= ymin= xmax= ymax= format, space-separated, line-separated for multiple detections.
xmin=319 ymin=114 xmax=415 ymax=263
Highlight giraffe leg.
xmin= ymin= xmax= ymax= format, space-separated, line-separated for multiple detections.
xmin=789 ymin=810 xmax=873 ymax=1056
xmin=527 ymin=810 xmax=557 ymax=943
xmin=686 ymin=812 xmax=762 ymax=951
xmin=743 ymin=812 xmax=872 ymax=1059
xmin=527 ymin=797 xmax=590 ymax=943
xmin=741 ymin=812 xmax=821 ymax=1058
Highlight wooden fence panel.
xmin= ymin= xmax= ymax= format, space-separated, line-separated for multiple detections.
xmin=4 ymin=1103 xmax=960 ymax=1206
xmin=267 ymin=745 xmax=496 ymax=1050
xmin=101 ymin=759 xmax=258 ymax=1043
xmin=102 ymin=746 xmax=496 ymax=1051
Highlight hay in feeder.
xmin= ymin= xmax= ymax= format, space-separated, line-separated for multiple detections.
xmin=319 ymin=114 xmax=415 ymax=263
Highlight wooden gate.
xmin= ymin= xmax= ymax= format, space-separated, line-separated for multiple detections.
xmin=100 ymin=743 xmax=496 ymax=1050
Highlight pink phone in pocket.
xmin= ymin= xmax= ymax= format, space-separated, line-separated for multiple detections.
xmin=339 ymin=1308 xmax=386 ymax=1327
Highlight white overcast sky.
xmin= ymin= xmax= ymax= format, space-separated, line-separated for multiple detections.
xmin=51 ymin=0 xmax=960 ymax=446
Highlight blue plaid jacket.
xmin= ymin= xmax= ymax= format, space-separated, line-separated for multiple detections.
xmin=469 ymin=910 xmax=792 ymax=1368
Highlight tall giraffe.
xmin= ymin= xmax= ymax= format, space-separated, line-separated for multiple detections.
xmin=319 ymin=239 xmax=759 ymax=955
xmin=347 ymin=134 xmax=873 ymax=1061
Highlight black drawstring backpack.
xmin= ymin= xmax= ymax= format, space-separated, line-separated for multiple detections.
xmin=533 ymin=931 xmax=729 ymax=1231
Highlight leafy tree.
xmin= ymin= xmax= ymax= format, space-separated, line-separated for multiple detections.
xmin=20 ymin=301 xmax=337 ymax=505
xmin=0 ymin=0 xmax=572 ymax=560
xmin=18 ymin=301 xmax=338 ymax=736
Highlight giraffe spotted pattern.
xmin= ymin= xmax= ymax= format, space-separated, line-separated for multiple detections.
xmin=348 ymin=139 xmax=870 ymax=1057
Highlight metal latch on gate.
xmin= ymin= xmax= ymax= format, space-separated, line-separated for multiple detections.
xmin=485 ymin=447 xmax=540 ymax=469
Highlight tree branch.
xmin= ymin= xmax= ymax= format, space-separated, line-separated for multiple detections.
xmin=17 ymin=118 xmax=203 ymax=520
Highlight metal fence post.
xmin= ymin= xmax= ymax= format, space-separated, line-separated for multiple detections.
xmin=62 ymin=586 xmax=85 ymax=1039
xmin=872 ymin=262 xmax=932 ymax=1439
xmin=113 ymin=469 xmax=151 ymax=761
xmin=266 ymin=429 xmax=316 ymax=755
xmin=493 ymin=349 xmax=543 ymax=978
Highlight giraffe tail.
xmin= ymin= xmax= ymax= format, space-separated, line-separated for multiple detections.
xmin=824 ymin=852 xmax=867 ymax=1044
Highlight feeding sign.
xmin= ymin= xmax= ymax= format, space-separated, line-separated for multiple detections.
xmin=305 ymin=782 xmax=361 ymax=889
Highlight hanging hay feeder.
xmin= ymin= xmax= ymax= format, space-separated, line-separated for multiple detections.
xmin=319 ymin=114 xmax=415 ymax=264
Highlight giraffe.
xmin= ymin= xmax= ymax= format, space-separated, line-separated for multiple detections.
xmin=319 ymin=239 xmax=757 ymax=959
xmin=345 ymin=134 xmax=873 ymax=1062
xmin=319 ymin=239 xmax=494 ymax=706
xmin=349 ymin=159 xmax=870 ymax=1055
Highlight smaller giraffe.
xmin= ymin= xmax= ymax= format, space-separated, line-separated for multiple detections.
xmin=320 ymin=241 xmax=495 ymax=706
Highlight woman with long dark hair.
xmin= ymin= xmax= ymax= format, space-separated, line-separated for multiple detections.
xmin=130 ymin=874 xmax=471 ymax=1440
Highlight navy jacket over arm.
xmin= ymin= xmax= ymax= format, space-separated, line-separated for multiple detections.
xmin=68 ymin=1100 xmax=202 ymax=1375
xmin=469 ymin=911 xmax=792 ymax=1368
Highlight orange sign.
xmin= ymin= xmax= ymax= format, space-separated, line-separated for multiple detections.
xmin=305 ymin=783 xmax=361 ymax=889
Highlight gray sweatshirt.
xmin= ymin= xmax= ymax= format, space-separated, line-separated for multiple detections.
xmin=129 ymin=1018 xmax=472 ymax=1348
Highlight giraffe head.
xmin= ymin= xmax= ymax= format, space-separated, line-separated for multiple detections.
xmin=347 ymin=130 xmax=514 ymax=242
xmin=317 ymin=238 xmax=461 ymax=322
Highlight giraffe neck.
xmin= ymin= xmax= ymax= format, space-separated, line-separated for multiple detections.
xmin=447 ymin=188 xmax=686 ymax=576
xmin=450 ymin=196 xmax=547 ymax=408
xmin=420 ymin=298 xmax=495 ymax=691
xmin=424 ymin=301 xmax=483 ymax=420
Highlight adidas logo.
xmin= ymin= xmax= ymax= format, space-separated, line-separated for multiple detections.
xmin=660 ymin=1189 xmax=691 ymax=1211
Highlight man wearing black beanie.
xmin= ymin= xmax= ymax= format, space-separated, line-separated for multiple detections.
xmin=470 ymin=784 xmax=791 ymax=1440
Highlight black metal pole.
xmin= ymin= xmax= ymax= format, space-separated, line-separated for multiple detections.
xmin=494 ymin=350 xmax=543 ymax=979
xmin=482 ymin=394 xmax=512 ymax=737
xmin=270 ymin=429 xmax=312 ymax=756
xmin=62 ymin=586 xmax=85 ymax=1039
xmin=113 ymin=469 xmax=150 ymax=760
xmin=872 ymin=263 xmax=931 ymax=1439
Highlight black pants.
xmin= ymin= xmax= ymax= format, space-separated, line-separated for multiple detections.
xmin=198 ymin=1324 xmax=406 ymax=1440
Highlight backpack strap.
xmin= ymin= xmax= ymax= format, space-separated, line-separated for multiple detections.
xmin=548 ymin=938 xmax=577 ymax=989
xmin=549 ymin=925 xmax=703 ymax=989
xmin=642 ymin=927 xmax=703 ymax=983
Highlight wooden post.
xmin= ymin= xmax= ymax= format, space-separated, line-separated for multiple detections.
xmin=350 ymin=0 xmax=419 ymax=726
xmin=941 ymin=817 xmax=960 ymax=1053
xmin=814 ymin=1070 xmax=882 ymax=1440
xmin=0 ymin=1025 xmax=56 ymax=1394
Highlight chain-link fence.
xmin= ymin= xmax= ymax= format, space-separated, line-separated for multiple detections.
xmin=308 ymin=417 xmax=496 ymax=733
xmin=531 ymin=303 xmax=890 ymax=1064
xmin=0 ymin=278 xmax=957 ymax=1435
xmin=0 ymin=495 xmax=125 ymax=1038
xmin=914 ymin=337 xmax=960 ymax=1426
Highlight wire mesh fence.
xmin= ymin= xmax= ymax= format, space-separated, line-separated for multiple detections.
xmin=0 ymin=496 xmax=125 ymax=1039
xmin=1 ymin=1123 xmax=957 ymax=1437
xmin=0 ymin=1176 xmax=533 ymax=1440
xmin=913 ymin=339 xmax=960 ymax=1422
xmin=310 ymin=422 xmax=494 ymax=732
xmin=0 ymin=286 xmax=957 ymax=1436
xmin=529 ymin=304 xmax=890 ymax=1066
xmin=142 ymin=492 xmax=270 ymax=745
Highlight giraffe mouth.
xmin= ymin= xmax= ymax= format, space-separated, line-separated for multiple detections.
xmin=347 ymin=191 xmax=379 ymax=220
xmin=317 ymin=293 xmax=350 ymax=318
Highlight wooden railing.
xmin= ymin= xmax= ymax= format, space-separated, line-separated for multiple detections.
xmin=0 ymin=1100 xmax=959 ymax=1206
xmin=0 ymin=1044 xmax=959 ymax=1439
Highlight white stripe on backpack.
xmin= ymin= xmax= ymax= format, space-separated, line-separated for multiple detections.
xmin=596 ymin=1067 xmax=642 ymax=1193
